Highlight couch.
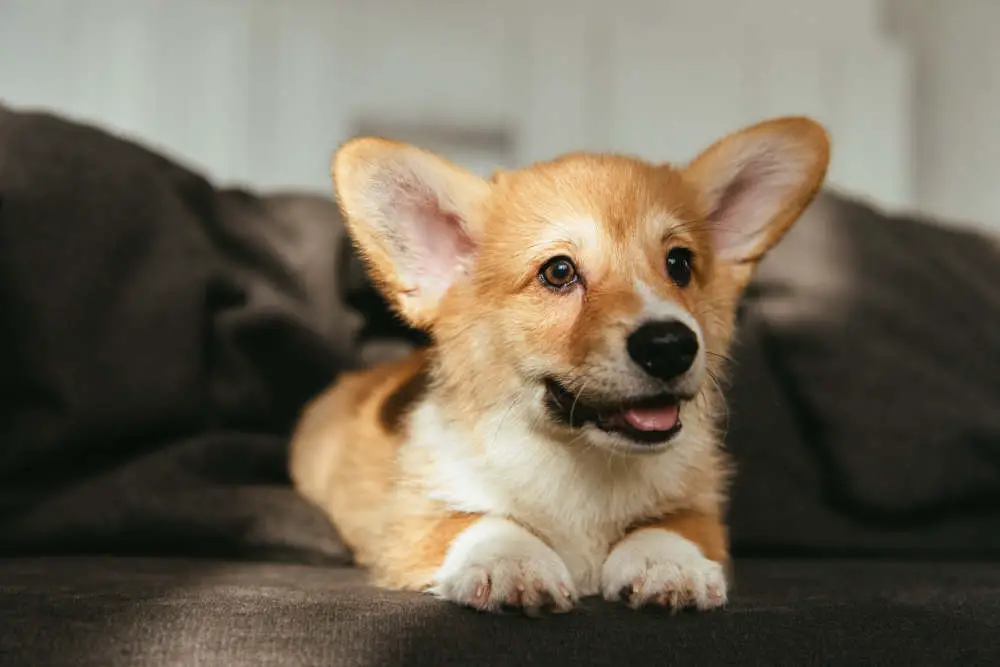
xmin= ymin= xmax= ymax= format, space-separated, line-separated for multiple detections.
xmin=1 ymin=106 xmax=998 ymax=666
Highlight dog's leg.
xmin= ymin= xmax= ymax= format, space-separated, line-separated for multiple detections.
xmin=601 ymin=510 xmax=729 ymax=611
xmin=380 ymin=513 xmax=578 ymax=614
xmin=374 ymin=511 xmax=481 ymax=589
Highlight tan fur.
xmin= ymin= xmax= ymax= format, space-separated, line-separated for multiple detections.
xmin=375 ymin=510 xmax=482 ymax=590
xmin=289 ymin=351 xmax=429 ymax=568
xmin=291 ymin=117 xmax=830 ymax=610
xmin=632 ymin=510 xmax=729 ymax=565
xmin=290 ymin=350 xmax=485 ymax=588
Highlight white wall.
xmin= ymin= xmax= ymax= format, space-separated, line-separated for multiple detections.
xmin=888 ymin=0 xmax=1000 ymax=230
xmin=0 ymin=0 xmax=914 ymax=213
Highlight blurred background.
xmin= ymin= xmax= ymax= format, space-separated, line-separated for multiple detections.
xmin=1 ymin=0 xmax=996 ymax=231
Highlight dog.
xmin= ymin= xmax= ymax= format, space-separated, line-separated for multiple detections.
xmin=290 ymin=117 xmax=829 ymax=614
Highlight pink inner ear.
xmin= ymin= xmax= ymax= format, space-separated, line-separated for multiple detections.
xmin=708 ymin=151 xmax=793 ymax=260
xmin=394 ymin=181 xmax=475 ymax=298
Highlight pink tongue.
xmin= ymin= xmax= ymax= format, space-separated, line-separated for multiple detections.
xmin=622 ymin=404 xmax=679 ymax=431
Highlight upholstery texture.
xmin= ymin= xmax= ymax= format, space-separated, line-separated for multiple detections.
xmin=2 ymin=556 xmax=999 ymax=667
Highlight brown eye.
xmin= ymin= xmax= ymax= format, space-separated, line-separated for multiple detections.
xmin=666 ymin=247 xmax=693 ymax=287
xmin=539 ymin=256 xmax=578 ymax=289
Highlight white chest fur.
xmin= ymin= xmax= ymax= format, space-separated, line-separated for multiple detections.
xmin=409 ymin=400 xmax=713 ymax=596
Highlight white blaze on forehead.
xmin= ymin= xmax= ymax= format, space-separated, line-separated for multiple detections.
xmin=534 ymin=218 xmax=604 ymax=258
xmin=634 ymin=281 xmax=702 ymax=339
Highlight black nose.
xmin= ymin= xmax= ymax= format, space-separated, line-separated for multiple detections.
xmin=626 ymin=320 xmax=699 ymax=381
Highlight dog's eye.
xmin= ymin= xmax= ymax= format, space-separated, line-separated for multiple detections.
xmin=539 ymin=256 xmax=578 ymax=289
xmin=666 ymin=247 xmax=693 ymax=287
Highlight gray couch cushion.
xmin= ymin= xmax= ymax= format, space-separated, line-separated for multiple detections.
xmin=726 ymin=193 xmax=1000 ymax=555
xmin=2 ymin=556 xmax=998 ymax=667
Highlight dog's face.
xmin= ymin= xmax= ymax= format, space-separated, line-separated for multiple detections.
xmin=334 ymin=118 xmax=829 ymax=454
xmin=458 ymin=160 xmax=720 ymax=451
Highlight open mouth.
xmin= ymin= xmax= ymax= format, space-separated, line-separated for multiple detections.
xmin=543 ymin=378 xmax=683 ymax=446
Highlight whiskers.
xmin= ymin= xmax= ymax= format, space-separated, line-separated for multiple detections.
xmin=705 ymin=350 xmax=734 ymax=371
xmin=488 ymin=391 xmax=525 ymax=450
xmin=564 ymin=425 xmax=619 ymax=473
xmin=557 ymin=378 xmax=620 ymax=471
xmin=703 ymin=366 xmax=731 ymax=439
xmin=482 ymin=376 xmax=632 ymax=476
xmin=568 ymin=378 xmax=592 ymax=427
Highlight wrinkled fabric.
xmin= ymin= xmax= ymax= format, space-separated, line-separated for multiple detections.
xmin=0 ymin=106 xmax=354 ymax=561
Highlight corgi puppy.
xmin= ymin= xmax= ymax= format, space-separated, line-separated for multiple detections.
xmin=290 ymin=117 xmax=829 ymax=614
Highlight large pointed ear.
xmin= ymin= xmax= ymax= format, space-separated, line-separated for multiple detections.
xmin=333 ymin=138 xmax=491 ymax=328
xmin=684 ymin=117 xmax=830 ymax=287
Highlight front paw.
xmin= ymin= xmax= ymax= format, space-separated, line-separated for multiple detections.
xmin=601 ymin=529 xmax=727 ymax=611
xmin=429 ymin=517 xmax=578 ymax=615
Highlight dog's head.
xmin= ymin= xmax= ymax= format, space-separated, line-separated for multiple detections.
xmin=334 ymin=117 xmax=829 ymax=454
